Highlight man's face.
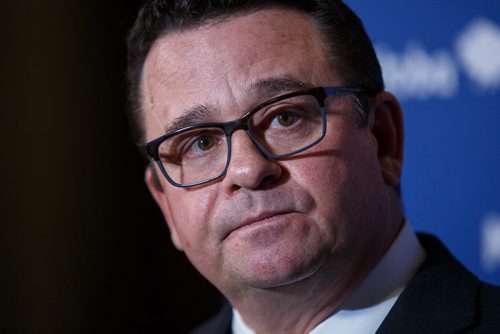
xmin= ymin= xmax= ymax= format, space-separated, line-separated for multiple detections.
xmin=141 ymin=9 xmax=399 ymax=295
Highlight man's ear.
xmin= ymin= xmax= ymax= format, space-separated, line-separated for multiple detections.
xmin=145 ymin=165 xmax=184 ymax=251
xmin=369 ymin=92 xmax=404 ymax=188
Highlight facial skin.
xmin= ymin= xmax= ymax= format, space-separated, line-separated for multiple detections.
xmin=142 ymin=8 xmax=404 ymax=333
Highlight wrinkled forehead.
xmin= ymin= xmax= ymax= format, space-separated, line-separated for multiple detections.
xmin=140 ymin=8 xmax=338 ymax=142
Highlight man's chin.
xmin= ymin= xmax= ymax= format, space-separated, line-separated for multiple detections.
xmin=226 ymin=250 xmax=327 ymax=290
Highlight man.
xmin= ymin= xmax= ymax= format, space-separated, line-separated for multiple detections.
xmin=126 ymin=1 xmax=500 ymax=333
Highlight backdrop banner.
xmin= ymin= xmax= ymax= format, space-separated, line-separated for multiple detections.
xmin=344 ymin=0 xmax=500 ymax=284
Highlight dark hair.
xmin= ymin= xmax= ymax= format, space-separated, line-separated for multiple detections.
xmin=126 ymin=0 xmax=384 ymax=145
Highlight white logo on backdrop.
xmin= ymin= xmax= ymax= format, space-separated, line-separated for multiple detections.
xmin=376 ymin=17 xmax=500 ymax=100
xmin=456 ymin=18 xmax=500 ymax=90
xmin=376 ymin=43 xmax=458 ymax=100
xmin=481 ymin=212 xmax=500 ymax=273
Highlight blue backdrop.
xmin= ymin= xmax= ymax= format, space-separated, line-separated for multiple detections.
xmin=344 ymin=0 xmax=500 ymax=284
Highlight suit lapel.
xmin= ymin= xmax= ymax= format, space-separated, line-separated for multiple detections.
xmin=377 ymin=233 xmax=480 ymax=333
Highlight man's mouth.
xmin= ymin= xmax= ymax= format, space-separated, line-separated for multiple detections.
xmin=222 ymin=210 xmax=293 ymax=241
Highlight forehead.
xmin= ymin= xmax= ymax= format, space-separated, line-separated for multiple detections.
xmin=141 ymin=8 xmax=339 ymax=141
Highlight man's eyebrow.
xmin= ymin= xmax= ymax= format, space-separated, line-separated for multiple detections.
xmin=164 ymin=104 xmax=215 ymax=134
xmin=247 ymin=77 xmax=311 ymax=96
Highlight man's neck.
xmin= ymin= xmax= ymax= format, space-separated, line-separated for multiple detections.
xmin=230 ymin=269 xmax=364 ymax=333
xmin=227 ymin=221 xmax=405 ymax=334
xmin=309 ymin=220 xmax=426 ymax=334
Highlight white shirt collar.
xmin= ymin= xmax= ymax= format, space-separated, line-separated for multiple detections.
xmin=232 ymin=220 xmax=426 ymax=334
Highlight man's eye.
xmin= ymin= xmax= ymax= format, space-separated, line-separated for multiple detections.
xmin=195 ymin=136 xmax=215 ymax=151
xmin=276 ymin=111 xmax=295 ymax=126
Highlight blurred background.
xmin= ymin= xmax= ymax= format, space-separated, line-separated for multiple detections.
xmin=2 ymin=1 xmax=499 ymax=333
xmin=345 ymin=0 xmax=500 ymax=286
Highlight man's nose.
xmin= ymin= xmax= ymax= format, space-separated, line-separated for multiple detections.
xmin=221 ymin=130 xmax=282 ymax=193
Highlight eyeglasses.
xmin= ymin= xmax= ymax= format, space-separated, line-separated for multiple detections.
xmin=146 ymin=86 xmax=366 ymax=187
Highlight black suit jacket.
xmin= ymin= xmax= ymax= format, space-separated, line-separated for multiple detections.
xmin=191 ymin=234 xmax=500 ymax=333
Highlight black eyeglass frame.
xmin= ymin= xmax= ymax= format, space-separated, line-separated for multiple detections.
xmin=146 ymin=86 xmax=367 ymax=188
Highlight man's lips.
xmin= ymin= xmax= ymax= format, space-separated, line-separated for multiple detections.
xmin=222 ymin=210 xmax=293 ymax=241
xmin=212 ymin=189 xmax=316 ymax=242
